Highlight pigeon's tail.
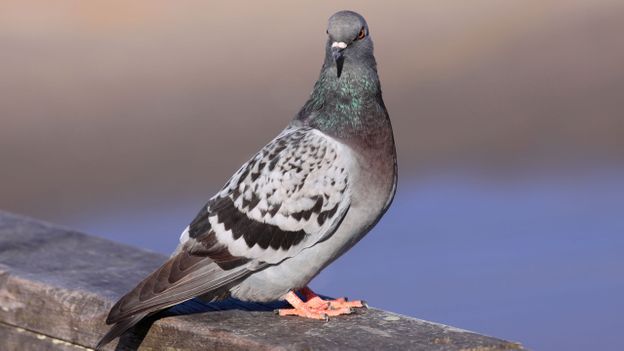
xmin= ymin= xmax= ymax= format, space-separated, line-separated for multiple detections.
xmin=95 ymin=250 xmax=252 ymax=349
xmin=95 ymin=312 xmax=148 ymax=350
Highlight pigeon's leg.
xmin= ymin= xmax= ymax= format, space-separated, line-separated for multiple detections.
xmin=278 ymin=291 xmax=351 ymax=320
xmin=277 ymin=287 xmax=366 ymax=320
xmin=299 ymin=286 xmax=367 ymax=310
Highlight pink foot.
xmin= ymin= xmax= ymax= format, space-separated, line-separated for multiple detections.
xmin=277 ymin=287 xmax=367 ymax=320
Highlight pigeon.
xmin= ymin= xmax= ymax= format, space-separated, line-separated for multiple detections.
xmin=97 ymin=10 xmax=397 ymax=349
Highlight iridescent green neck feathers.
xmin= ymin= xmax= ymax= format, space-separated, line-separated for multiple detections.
xmin=296 ymin=59 xmax=388 ymax=139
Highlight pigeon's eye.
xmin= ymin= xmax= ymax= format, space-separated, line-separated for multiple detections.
xmin=356 ymin=27 xmax=366 ymax=40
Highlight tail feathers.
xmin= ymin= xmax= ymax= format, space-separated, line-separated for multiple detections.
xmin=106 ymin=252 xmax=250 ymax=324
xmin=95 ymin=312 xmax=149 ymax=350
xmin=95 ymin=251 xmax=252 ymax=349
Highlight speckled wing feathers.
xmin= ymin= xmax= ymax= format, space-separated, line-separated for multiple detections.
xmin=98 ymin=11 xmax=397 ymax=349
xmin=101 ymin=127 xmax=354 ymax=345
xmin=187 ymin=126 xmax=352 ymax=264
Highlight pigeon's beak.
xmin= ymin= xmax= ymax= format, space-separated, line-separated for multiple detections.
xmin=331 ymin=42 xmax=346 ymax=78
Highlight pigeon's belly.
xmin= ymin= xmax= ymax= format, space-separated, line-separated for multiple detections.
xmin=230 ymin=142 xmax=396 ymax=302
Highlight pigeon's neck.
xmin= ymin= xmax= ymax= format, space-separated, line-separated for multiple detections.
xmin=296 ymin=59 xmax=390 ymax=142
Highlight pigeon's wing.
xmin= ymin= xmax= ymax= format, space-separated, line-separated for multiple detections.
xmin=183 ymin=125 xmax=353 ymax=265
xmin=99 ymin=126 xmax=353 ymax=348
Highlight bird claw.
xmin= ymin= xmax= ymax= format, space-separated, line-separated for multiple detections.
xmin=277 ymin=289 xmax=366 ymax=320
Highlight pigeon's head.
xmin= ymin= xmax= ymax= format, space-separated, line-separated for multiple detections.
xmin=326 ymin=11 xmax=373 ymax=78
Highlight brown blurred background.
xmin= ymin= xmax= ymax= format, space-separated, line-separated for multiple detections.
xmin=2 ymin=0 xmax=623 ymax=220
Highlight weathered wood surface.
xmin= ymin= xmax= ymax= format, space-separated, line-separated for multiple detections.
xmin=0 ymin=211 xmax=525 ymax=350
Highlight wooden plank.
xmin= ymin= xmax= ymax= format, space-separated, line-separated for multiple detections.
xmin=0 ymin=322 xmax=86 ymax=351
xmin=0 ymin=211 xmax=524 ymax=350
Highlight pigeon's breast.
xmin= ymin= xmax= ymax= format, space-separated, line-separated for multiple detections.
xmin=339 ymin=129 xmax=398 ymax=247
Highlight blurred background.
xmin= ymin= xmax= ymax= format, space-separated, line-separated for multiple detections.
xmin=1 ymin=1 xmax=623 ymax=350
